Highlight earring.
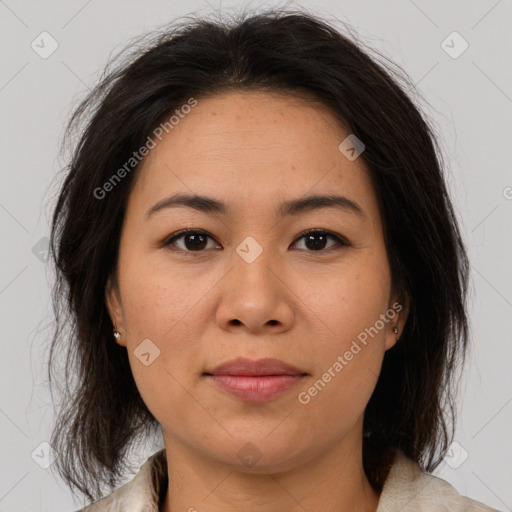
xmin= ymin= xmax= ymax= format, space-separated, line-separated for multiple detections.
xmin=393 ymin=326 xmax=400 ymax=341
xmin=113 ymin=329 xmax=122 ymax=343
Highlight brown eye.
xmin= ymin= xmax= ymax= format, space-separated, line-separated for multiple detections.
xmin=163 ymin=228 xmax=348 ymax=255
xmin=291 ymin=230 xmax=348 ymax=252
xmin=164 ymin=230 xmax=219 ymax=252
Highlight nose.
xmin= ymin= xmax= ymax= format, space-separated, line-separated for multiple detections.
xmin=215 ymin=243 xmax=295 ymax=335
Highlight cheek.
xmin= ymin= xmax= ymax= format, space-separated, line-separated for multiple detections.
xmin=121 ymin=275 xmax=206 ymax=369
xmin=293 ymin=255 xmax=390 ymax=407
xmin=118 ymin=244 xmax=198 ymax=341
xmin=120 ymin=278 xmax=200 ymax=428
xmin=117 ymin=257 xmax=211 ymax=417
xmin=298 ymin=254 xmax=391 ymax=345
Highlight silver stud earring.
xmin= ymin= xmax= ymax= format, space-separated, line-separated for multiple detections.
xmin=113 ymin=330 xmax=121 ymax=342
xmin=393 ymin=326 xmax=400 ymax=341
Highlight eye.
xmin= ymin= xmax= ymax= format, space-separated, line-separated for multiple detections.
xmin=163 ymin=228 xmax=349 ymax=254
xmin=291 ymin=229 xmax=349 ymax=253
xmin=163 ymin=229 xmax=220 ymax=253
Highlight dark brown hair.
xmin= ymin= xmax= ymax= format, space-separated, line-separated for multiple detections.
xmin=48 ymin=8 xmax=469 ymax=502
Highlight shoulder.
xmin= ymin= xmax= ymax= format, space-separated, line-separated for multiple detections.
xmin=377 ymin=450 xmax=501 ymax=512
xmin=73 ymin=449 xmax=167 ymax=512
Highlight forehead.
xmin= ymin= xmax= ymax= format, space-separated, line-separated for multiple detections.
xmin=129 ymin=91 xmax=379 ymax=223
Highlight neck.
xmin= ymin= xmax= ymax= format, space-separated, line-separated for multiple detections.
xmin=161 ymin=428 xmax=380 ymax=512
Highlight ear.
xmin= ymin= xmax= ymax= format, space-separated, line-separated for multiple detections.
xmin=384 ymin=292 xmax=409 ymax=351
xmin=105 ymin=276 xmax=126 ymax=347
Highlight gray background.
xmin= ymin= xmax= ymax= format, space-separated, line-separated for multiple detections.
xmin=1 ymin=0 xmax=511 ymax=510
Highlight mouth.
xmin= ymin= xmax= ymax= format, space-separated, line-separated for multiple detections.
xmin=203 ymin=357 xmax=309 ymax=403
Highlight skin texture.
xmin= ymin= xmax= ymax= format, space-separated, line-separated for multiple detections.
xmin=106 ymin=91 xmax=408 ymax=512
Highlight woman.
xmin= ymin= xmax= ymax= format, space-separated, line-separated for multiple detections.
xmin=48 ymin=8 xmax=500 ymax=512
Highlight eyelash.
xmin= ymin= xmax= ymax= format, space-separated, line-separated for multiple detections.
xmin=161 ymin=228 xmax=350 ymax=255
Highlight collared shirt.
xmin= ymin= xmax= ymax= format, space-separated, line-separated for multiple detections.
xmin=75 ymin=448 xmax=500 ymax=511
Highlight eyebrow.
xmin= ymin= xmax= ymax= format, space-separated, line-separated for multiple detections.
xmin=145 ymin=193 xmax=365 ymax=220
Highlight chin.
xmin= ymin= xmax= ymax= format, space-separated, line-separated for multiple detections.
xmin=201 ymin=436 xmax=313 ymax=473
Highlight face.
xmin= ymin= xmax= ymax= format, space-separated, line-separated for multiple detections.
xmin=107 ymin=91 xmax=407 ymax=472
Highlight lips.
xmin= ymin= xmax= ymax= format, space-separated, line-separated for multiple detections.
xmin=203 ymin=357 xmax=308 ymax=403
xmin=204 ymin=357 xmax=307 ymax=377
